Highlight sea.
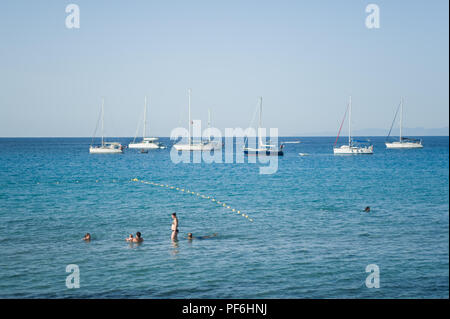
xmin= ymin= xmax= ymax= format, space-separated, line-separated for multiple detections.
xmin=0 ymin=136 xmax=448 ymax=298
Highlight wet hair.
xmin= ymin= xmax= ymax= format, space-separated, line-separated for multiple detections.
xmin=172 ymin=213 xmax=176 ymax=217
xmin=187 ymin=233 xmax=193 ymax=238
xmin=136 ymin=232 xmax=141 ymax=238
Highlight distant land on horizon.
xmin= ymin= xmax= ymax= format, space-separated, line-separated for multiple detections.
xmin=290 ymin=126 xmax=450 ymax=137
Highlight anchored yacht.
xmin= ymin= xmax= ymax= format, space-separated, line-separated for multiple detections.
xmin=89 ymin=98 xmax=124 ymax=154
xmin=333 ymin=96 xmax=373 ymax=155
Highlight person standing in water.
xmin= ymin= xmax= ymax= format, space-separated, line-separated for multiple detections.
xmin=171 ymin=213 xmax=179 ymax=241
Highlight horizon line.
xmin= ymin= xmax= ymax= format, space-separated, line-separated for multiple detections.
xmin=0 ymin=135 xmax=448 ymax=139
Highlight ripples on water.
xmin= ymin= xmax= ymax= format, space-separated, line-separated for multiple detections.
xmin=0 ymin=137 xmax=448 ymax=298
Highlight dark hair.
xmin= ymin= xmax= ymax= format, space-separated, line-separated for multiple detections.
xmin=136 ymin=232 xmax=141 ymax=238
xmin=187 ymin=233 xmax=193 ymax=238
xmin=172 ymin=213 xmax=176 ymax=216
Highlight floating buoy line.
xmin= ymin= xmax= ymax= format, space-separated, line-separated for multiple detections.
xmin=131 ymin=178 xmax=254 ymax=222
xmin=32 ymin=178 xmax=253 ymax=222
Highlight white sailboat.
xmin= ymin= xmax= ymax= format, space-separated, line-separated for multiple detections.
xmin=333 ymin=96 xmax=373 ymax=155
xmin=243 ymin=97 xmax=284 ymax=156
xmin=204 ymin=108 xmax=222 ymax=149
xmin=89 ymin=98 xmax=124 ymax=154
xmin=385 ymin=98 xmax=423 ymax=149
xmin=173 ymin=89 xmax=222 ymax=151
xmin=128 ymin=96 xmax=165 ymax=150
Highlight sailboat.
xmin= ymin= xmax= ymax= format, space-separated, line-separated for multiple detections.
xmin=128 ymin=96 xmax=165 ymax=150
xmin=243 ymin=97 xmax=284 ymax=156
xmin=89 ymin=98 xmax=124 ymax=154
xmin=385 ymin=98 xmax=423 ymax=149
xmin=333 ymin=96 xmax=373 ymax=155
xmin=203 ymin=108 xmax=222 ymax=149
xmin=173 ymin=89 xmax=222 ymax=151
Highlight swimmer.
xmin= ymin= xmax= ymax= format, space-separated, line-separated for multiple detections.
xmin=82 ymin=233 xmax=91 ymax=241
xmin=364 ymin=206 xmax=371 ymax=212
xmin=132 ymin=232 xmax=144 ymax=243
xmin=125 ymin=234 xmax=133 ymax=242
xmin=187 ymin=233 xmax=218 ymax=240
xmin=171 ymin=213 xmax=179 ymax=241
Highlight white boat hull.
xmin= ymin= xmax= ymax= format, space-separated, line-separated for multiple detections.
xmin=128 ymin=142 xmax=162 ymax=149
xmin=173 ymin=142 xmax=222 ymax=151
xmin=385 ymin=141 xmax=423 ymax=149
xmin=89 ymin=146 xmax=123 ymax=154
xmin=333 ymin=145 xmax=373 ymax=155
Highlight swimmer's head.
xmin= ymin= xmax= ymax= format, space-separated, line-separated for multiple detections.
xmin=187 ymin=233 xmax=193 ymax=239
xmin=172 ymin=212 xmax=176 ymax=218
xmin=129 ymin=234 xmax=133 ymax=238
xmin=136 ymin=232 xmax=141 ymax=238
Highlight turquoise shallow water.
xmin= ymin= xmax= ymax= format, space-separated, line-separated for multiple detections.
xmin=0 ymin=137 xmax=448 ymax=298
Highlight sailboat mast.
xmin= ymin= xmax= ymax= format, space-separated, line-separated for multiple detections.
xmin=400 ymin=97 xmax=403 ymax=142
xmin=208 ymin=108 xmax=211 ymax=142
xmin=188 ymin=89 xmax=192 ymax=145
xmin=143 ymin=96 xmax=147 ymax=140
xmin=101 ymin=97 xmax=104 ymax=147
xmin=258 ymin=97 xmax=263 ymax=147
xmin=348 ymin=95 xmax=352 ymax=146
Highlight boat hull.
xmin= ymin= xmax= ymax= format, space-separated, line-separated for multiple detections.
xmin=244 ymin=148 xmax=284 ymax=156
xmin=89 ymin=147 xmax=123 ymax=154
xmin=385 ymin=142 xmax=423 ymax=149
xmin=333 ymin=145 xmax=373 ymax=155
xmin=128 ymin=142 xmax=162 ymax=149
xmin=173 ymin=142 xmax=222 ymax=151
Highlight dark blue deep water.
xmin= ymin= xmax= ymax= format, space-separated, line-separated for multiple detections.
xmin=0 ymin=137 xmax=448 ymax=298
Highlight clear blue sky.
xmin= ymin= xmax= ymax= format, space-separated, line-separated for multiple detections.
xmin=0 ymin=0 xmax=448 ymax=137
